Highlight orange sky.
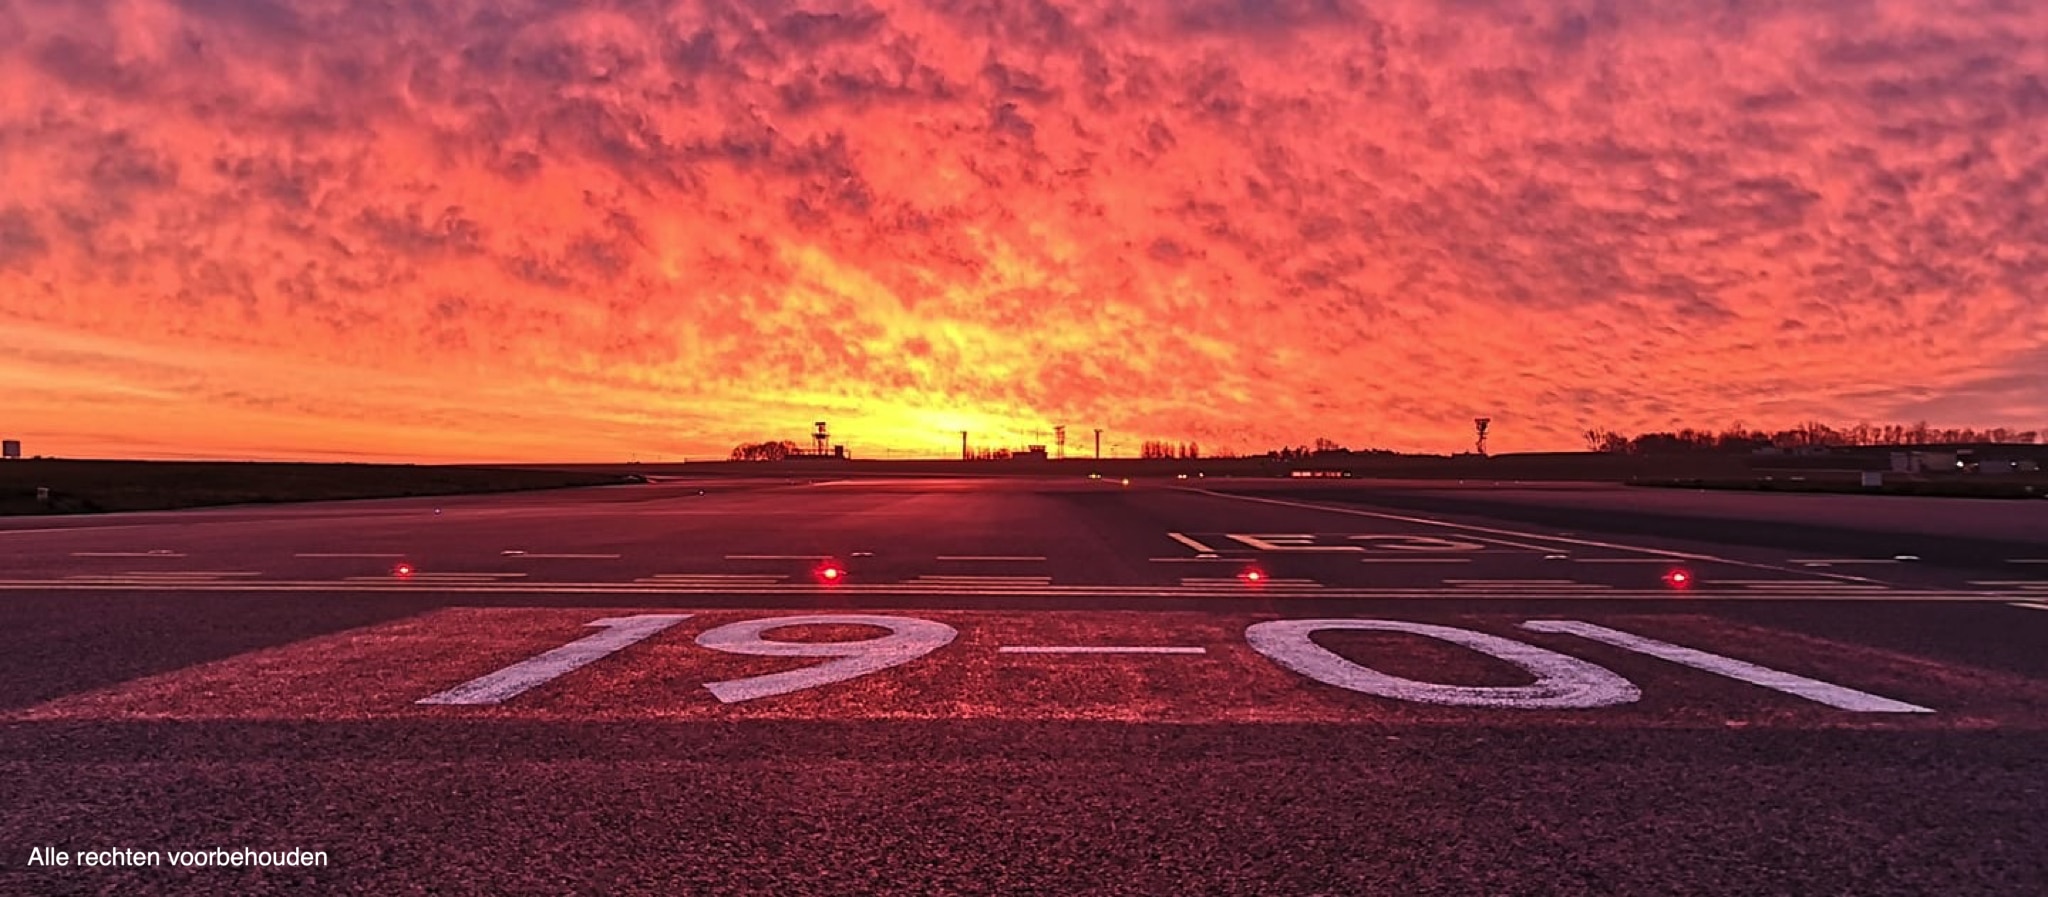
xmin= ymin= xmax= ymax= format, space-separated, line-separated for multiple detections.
xmin=2 ymin=0 xmax=2045 ymax=462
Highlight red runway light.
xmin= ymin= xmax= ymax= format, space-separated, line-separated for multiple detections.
xmin=394 ymin=563 xmax=416 ymax=577
xmin=1663 ymin=568 xmax=1693 ymax=589
xmin=1240 ymin=568 xmax=1267 ymax=584
xmin=816 ymin=562 xmax=846 ymax=583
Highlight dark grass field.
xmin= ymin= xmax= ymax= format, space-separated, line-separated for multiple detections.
xmin=0 ymin=461 xmax=637 ymax=516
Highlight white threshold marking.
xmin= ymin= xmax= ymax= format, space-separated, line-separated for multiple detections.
xmin=507 ymin=553 xmax=623 ymax=560
xmin=1522 ymin=621 xmax=1934 ymax=713
xmin=1181 ymin=489 xmax=1888 ymax=584
xmin=999 ymin=646 xmax=1208 ymax=655
xmin=1741 ymin=583 xmax=1889 ymax=590
xmin=642 ymin=573 xmax=790 ymax=580
xmin=418 ymin=614 xmax=691 ymax=705
xmin=1360 ymin=557 xmax=1471 ymax=564
xmin=295 ymin=553 xmax=407 ymax=559
xmin=2010 ymin=602 xmax=2048 ymax=612
xmin=70 ymin=551 xmax=186 ymax=558
xmin=935 ymin=556 xmax=1048 ymax=562
xmin=1166 ymin=532 xmax=1221 ymax=554
xmin=1180 ymin=577 xmax=1324 ymax=588
xmin=345 ymin=572 xmax=528 ymax=581
xmin=1445 ymin=579 xmax=1578 ymax=584
xmin=120 ymin=570 xmax=261 ymax=577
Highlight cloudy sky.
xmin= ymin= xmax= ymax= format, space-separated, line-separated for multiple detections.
xmin=1 ymin=0 xmax=2045 ymax=461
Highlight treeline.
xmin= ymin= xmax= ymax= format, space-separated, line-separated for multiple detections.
xmin=1582 ymin=422 xmax=2044 ymax=454
xmin=1139 ymin=440 xmax=1203 ymax=459
xmin=729 ymin=440 xmax=801 ymax=461
xmin=1264 ymin=438 xmax=1399 ymax=460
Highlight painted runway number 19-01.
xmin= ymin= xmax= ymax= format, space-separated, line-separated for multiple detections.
xmin=418 ymin=614 xmax=1930 ymax=714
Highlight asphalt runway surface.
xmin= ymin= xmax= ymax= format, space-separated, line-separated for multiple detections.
xmin=1 ymin=475 xmax=2045 ymax=895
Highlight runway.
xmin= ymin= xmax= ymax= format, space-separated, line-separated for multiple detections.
xmin=1 ymin=476 xmax=2044 ymax=895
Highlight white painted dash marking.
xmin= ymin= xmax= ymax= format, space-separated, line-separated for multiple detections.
xmin=508 ymin=553 xmax=623 ymax=560
xmin=1570 ymin=558 xmax=1678 ymax=564
xmin=418 ymin=614 xmax=691 ymax=705
xmin=1523 ymin=620 xmax=1934 ymax=713
xmin=1359 ymin=558 xmax=1471 ymax=564
xmin=2009 ymin=602 xmax=2048 ymax=612
xmin=999 ymin=646 xmax=1208 ymax=655
xmin=935 ymin=556 xmax=1048 ymax=562
xmin=724 ymin=555 xmax=831 ymax=561
xmin=295 ymin=553 xmax=407 ymax=559
xmin=70 ymin=551 xmax=186 ymax=558
xmin=1165 ymin=532 xmax=1221 ymax=554
xmin=1790 ymin=559 xmax=1901 ymax=565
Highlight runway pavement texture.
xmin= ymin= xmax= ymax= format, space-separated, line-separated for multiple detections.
xmin=1 ymin=475 xmax=2045 ymax=895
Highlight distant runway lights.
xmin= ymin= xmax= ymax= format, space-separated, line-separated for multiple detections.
xmin=394 ymin=562 xmax=417 ymax=578
xmin=1120 ymin=478 xmax=1131 ymax=486
xmin=1662 ymin=568 xmax=1694 ymax=589
xmin=815 ymin=561 xmax=847 ymax=584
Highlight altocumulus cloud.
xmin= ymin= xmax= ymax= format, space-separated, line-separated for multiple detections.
xmin=0 ymin=0 xmax=2044 ymax=460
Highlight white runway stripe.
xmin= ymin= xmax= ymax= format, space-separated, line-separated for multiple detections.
xmin=999 ymin=646 xmax=1208 ymax=655
xmin=70 ymin=551 xmax=185 ymax=558
xmin=935 ymin=556 xmax=1048 ymax=562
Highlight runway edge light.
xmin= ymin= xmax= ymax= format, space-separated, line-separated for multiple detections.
xmin=1663 ymin=568 xmax=1694 ymax=589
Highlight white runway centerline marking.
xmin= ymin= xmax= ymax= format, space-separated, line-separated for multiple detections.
xmin=935 ymin=556 xmax=1048 ymax=562
xmin=1570 ymin=558 xmax=1678 ymax=564
xmin=999 ymin=646 xmax=1208 ymax=655
xmin=724 ymin=554 xmax=831 ymax=561
xmin=2010 ymin=602 xmax=2048 ymax=612
xmin=70 ymin=551 xmax=186 ymax=558
xmin=507 ymin=553 xmax=623 ymax=560
xmin=1791 ymin=559 xmax=1902 ymax=565
xmin=1359 ymin=557 xmax=1471 ymax=563
xmin=294 ymin=553 xmax=407 ymax=559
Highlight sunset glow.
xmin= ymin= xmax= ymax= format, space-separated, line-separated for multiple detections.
xmin=3 ymin=0 xmax=2045 ymax=461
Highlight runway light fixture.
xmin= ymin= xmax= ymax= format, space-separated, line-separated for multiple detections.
xmin=815 ymin=561 xmax=846 ymax=583
xmin=1240 ymin=567 xmax=1268 ymax=585
xmin=394 ymin=562 xmax=417 ymax=578
xmin=1662 ymin=568 xmax=1694 ymax=589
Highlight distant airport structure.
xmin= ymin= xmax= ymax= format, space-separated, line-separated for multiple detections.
xmin=1 ymin=439 xmax=19 ymax=460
